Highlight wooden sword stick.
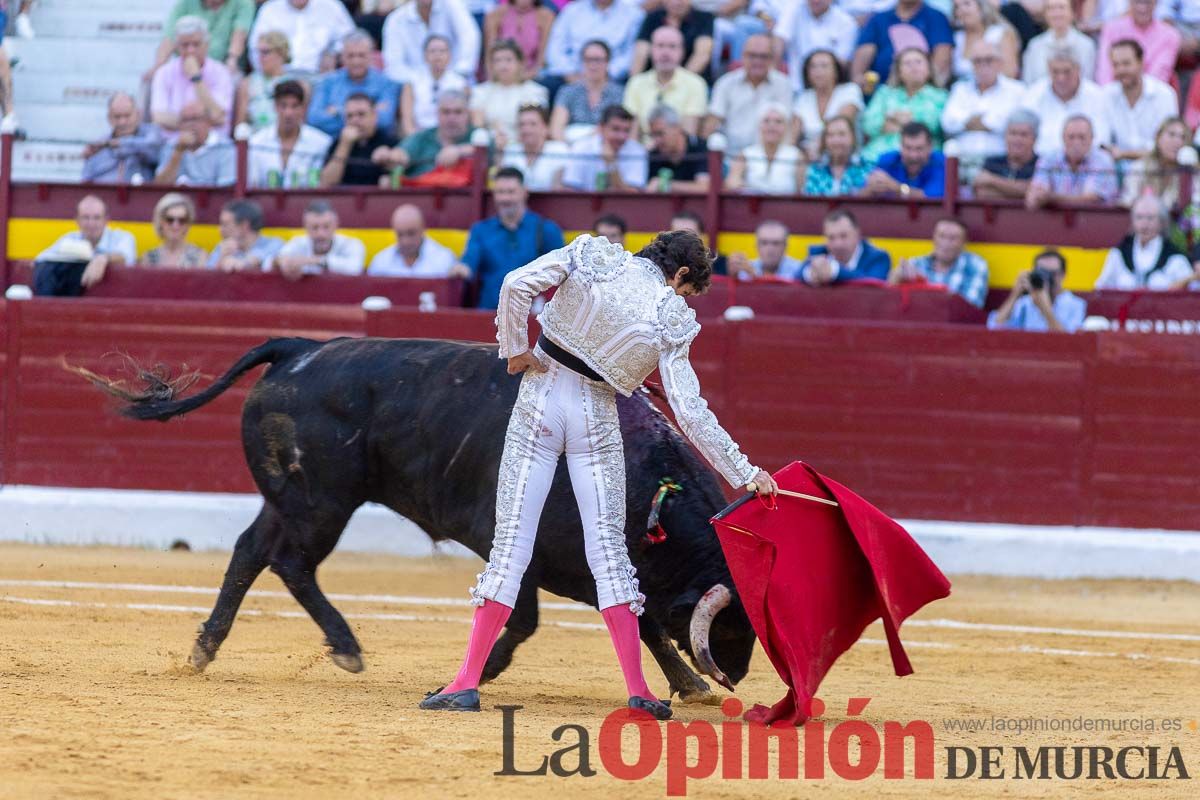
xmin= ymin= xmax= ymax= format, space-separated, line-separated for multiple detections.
xmin=746 ymin=485 xmax=840 ymax=508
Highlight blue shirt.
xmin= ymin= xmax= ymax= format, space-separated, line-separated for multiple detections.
xmin=988 ymin=291 xmax=1088 ymax=333
xmin=462 ymin=212 xmax=566 ymax=310
xmin=908 ymin=251 xmax=990 ymax=308
xmin=307 ymin=68 xmax=401 ymax=138
xmin=856 ymin=5 xmax=954 ymax=82
xmin=874 ymin=150 xmax=946 ymax=199
xmin=799 ymin=239 xmax=892 ymax=284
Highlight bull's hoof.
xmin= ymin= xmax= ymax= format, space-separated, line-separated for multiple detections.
xmin=188 ymin=642 xmax=213 ymax=672
xmin=329 ymin=652 xmax=364 ymax=673
xmin=678 ymin=687 xmax=723 ymax=706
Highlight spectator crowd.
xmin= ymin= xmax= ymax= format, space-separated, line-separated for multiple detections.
xmin=13 ymin=0 xmax=1200 ymax=331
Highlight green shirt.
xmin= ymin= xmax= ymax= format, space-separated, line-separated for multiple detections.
xmin=166 ymin=0 xmax=256 ymax=62
xmin=400 ymin=127 xmax=477 ymax=177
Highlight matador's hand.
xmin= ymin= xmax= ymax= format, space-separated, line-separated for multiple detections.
xmin=747 ymin=469 xmax=778 ymax=497
xmin=507 ymin=351 xmax=547 ymax=375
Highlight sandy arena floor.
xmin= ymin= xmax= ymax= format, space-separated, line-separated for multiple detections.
xmin=0 ymin=542 xmax=1197 ymax=799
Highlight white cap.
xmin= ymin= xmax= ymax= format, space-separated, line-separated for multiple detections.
xmin=5 ymin=284 xmax=33 ymax=301
xmin=469 ymin=128 xmax=491 ymax=148
xmin=1176 ymin=146 xmax=1198 ymax=167
xmin=1081 ymin=315 xmax=1113 ymax=332
xmin=361 ymin=295 xmax=392 ymax=311
xmin=723 ymin=305 xmax=755 ymax=322
xmin=706 ymin=132 xmax=728 ymax=153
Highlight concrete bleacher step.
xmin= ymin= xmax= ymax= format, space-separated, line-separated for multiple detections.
xmin=7 ymin=38 xmax=159 ymax=76
xmin=10 ymin=141 xmax=87 ymax=184
xmin=14 ymin=103 xmax=110 ymax=141
xmin=13 ymin=71 xmax=142 ymax=107
xmin=21 ymin=7 xmax=167 ymax=41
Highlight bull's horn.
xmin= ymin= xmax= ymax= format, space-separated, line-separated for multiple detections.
xmin=689 ymin=584 xmax=735 ymax=691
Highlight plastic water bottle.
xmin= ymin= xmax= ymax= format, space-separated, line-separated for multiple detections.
xmin=418 ymin=291 xmax=438 ymax=312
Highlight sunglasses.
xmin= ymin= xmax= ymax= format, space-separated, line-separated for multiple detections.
xmin=163 ymin=215 xmax=190 ymax=225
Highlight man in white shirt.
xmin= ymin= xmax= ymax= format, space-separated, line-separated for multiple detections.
xmin=703 ymin=34 xmax=793 ymax=153
xmin=37 ymin=195 xmax=137 ymax=288
xmin=1100 ymin=39 xmax=1179 ymax=161
xmin=563 ymin=105 xmax=649 ymax=190
xmin=544 ymin=0 xmax=645 ymax=83
xmin=274 ymin=200 xmax=366 ymax=278
xmin=727 ymin=220 xmax=803 ymax=280
xmin=1020 ymin=43 xmax=1110 ymax=156
xmin=248 ymin=80 xmax=333 ymax=188
xmin=249 ymin=0 xmax=355 ymax=73
xmin=774 ymin=0 xmax=858 ymax=85
xmin=382 ymin=0 xmax=480 ymax=84
xmin=1095 ymin=195 xmax=1196 ymax=290
xmin=368 ymin=204 xmax=467 ymax=278
xmin=941 ymin=39 xmax=1026 ymax=160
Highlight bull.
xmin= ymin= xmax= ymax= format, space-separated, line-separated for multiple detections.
xmin=80 ymin=337 xmax=757 ymax=703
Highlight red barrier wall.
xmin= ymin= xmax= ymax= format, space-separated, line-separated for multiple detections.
xmin=2 ymin=298 xmax=1198 ymax=530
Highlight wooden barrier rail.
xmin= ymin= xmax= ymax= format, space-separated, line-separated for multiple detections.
xmin=2 ymin=296 xmax=1198 ymax=530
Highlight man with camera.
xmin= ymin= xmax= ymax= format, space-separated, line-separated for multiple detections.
xmin=987 ymin=249 xmax=1087 ymax=332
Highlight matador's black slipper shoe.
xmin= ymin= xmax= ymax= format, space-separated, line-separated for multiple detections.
xmin=419 ymin=686 xmax=481 ymax=712
xmin=628 ymin=696 xmax=672 ymax=720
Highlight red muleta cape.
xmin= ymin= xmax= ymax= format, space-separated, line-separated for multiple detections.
xmin=711 ymin=461 xmax=951 ymax=726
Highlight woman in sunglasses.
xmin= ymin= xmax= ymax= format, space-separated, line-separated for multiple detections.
xmin=144 ymin=193 xmax=208 ymax=268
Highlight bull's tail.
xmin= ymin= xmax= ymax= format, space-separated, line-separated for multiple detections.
xmin=67 ymin=338 xmax=321 ymax=422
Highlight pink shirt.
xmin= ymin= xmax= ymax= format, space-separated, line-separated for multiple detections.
xmin=149 ymin=57 xmax=236 ymax=136
xmin=1095 ymin=17 xmax=1181 ymax=84
xmin=497 ymin=5 xmax=544 ymax=74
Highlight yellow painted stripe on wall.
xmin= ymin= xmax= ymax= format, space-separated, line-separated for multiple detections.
xmin=8 ymin=218 xmax=1104 ymax=291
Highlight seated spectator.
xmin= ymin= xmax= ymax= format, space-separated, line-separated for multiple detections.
xmin=382 ymin=0 xmax=480 ymax=84
xmin=1121 ymin=117 xmax=1189 ymax=207
xmin=154 ymin=102 xmax=237 ymax=186
xmin=151 ymin=16 xmax=235 ymax=138
xmin=144 ymin=193 xmax=208 ymax=268
xmin=208 ymin=199 xmax=284 ymax=272
xmin=250 ymin=0 xmax=355 ymax=75
xmin=646 ymin=106 xmax=710 ymax=194
xmin=460 ymin=166 xmax=566 ymax=308
xmin=399 ymin=35 xmax=470 ymax=138
xmin=776 ymin=0 xmax=859 ymax=88
xmin=1094 ymin=195 xmax=1195 ymax=290
xmin=249 ymin=80 xmax=333 ymax=188
xmin=150 ymin=0 xmax=254 ymax=79
xmin=0 ymin=44 xmax=11 ymax=125
xmin=82 ymin=93 xmax=163 ymax=184
xmin=631 ymin=0 xmax=715 ymax=80
xmin=470 ymin=40 xmax=550 ymax=146
xmin=549 ymin=40 xmax=625 ymax=143
xmin=397 ymin=90 xmax=476 ymax=179
xmin=1096 ymin=0 xmax=1180 ymax=84
xmin=307 ymin=30 xmax=401 ymax=138
xmin=793 ymin=49 xmax=865 ymax=160
xmin=804 ymin=115 xmax=873 ymax=196
xmin=235 ymin=31 xmax=304 ymax=132
xmin=860 ymin=48 xmax=947 ymax=162
xmin=665 ymin=209 xmax=728 ymax=273
xmin=368 ymin=204 xmax=467 ymax=277
xmin=622 ymin=27 xmax=709 ymax=141
xmin=725 ymin=103 xmax=804 ymax=194
xmin=940 ymin=39 xmax=1024 ymax=161
xmin=593 ymin=213 xmax=628 ymax=245
xmin=951 ymin=0 xmax=1019 ymax=81
xmin=320 ymin=94 xmax=404 ymax=187
xmin=988 ymin=249 xmax=1087 ymax=332
xmin=543 ymin=0 xmax=643 ymax=89
xmin=888 ymin=218 xmax=989 ymax=307
xmin=972 ymin=109 xmax=1040 ymax=199
xmin=703 ymin=34 xmax=793 ymax=156
xmin=274 ymin=200 xmax=367 ymax=278
xmin=709 ymin=0 xmax=773 ymax=77
xmin=1021 ymin=45 xmax=1108 ymax=157
xmin=1023 ymin=0 xmax=1096 ymax=85
xmin=798 ymin=209 xmax=892 ymax=286
xmin=862 ymin=121 xmax=946 ymax=199
xmin=1025 ymin=115 xmax=1119 ymax=207
xmin=501 ymin=104 xmax=569 ymax=190
xmin=562 ymin=105 xmax=649 ymax=191
xmin=484 ymin=0 xmax=556 ymax=78
xmin=1101 ymin=40 xmax=1179 ymax=163
xmin=851 ymin=0 xmax=954 ymax=88
xmin=728 ymin=220 xmax=803 ymax=281
xmin=36 ymin=196 xmax=136 ymax=288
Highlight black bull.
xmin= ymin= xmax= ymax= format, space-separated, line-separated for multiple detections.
xmin=82 ymin=337 xmax=757 ymax=703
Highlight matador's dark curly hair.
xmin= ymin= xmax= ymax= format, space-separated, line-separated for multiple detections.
xmin=635 ymin=230 xmax=714 ymax=294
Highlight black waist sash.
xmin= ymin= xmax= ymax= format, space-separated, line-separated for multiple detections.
xmin=537 ymin=333 xmax=605 ymax=382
